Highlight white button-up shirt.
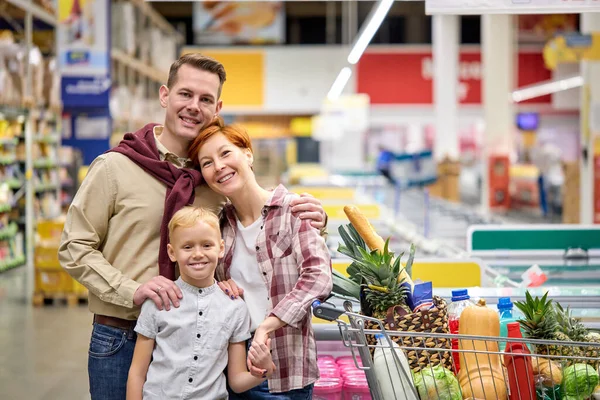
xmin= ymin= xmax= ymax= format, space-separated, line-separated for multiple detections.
xmin=135 ymin=278 xmax=251 ymax=399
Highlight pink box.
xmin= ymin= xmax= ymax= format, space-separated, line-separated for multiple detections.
xmin=314 ymin=379 xmax=343 ymax=400
xmin=343 ymin=379 xmax=371 ymax=400
xmin=318 ymin=355 xmax=336 ymax=363
xmin=336 ymin=356 xmax=362 ymax=367
xmin=319 ymin=367 xmax=341 ymax=378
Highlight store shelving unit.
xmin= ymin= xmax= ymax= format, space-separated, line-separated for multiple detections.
xmin=0 ymin=0 xmax=60 ymax=303
xmin=110 ymin=0 xmax=184 ymax=135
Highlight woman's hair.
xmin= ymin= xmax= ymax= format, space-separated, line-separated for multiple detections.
xmin=168 ymin=206 xmax=220 ymax=240
xmin=189 ymin=116 xmax=253 ymax=168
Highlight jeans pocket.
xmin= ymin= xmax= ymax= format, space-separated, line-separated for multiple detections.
xmin=89 ymin=324 xmax=127 ymax=358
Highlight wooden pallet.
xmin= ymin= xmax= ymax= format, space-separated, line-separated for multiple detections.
xmin=32 ymin=291 xmax=88 ymax=307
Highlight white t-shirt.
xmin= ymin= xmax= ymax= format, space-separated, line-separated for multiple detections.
xmin=230 ymin=217 xmax=270 ymax=332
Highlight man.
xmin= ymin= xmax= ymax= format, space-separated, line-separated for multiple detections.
xmin=58 ymin=53 xmax=326 ymax=400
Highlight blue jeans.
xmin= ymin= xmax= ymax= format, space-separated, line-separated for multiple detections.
xmin=228 ymin=381 xmax=314 ymax=400
xmin=88 ymin=322 xmax=137 ymax=400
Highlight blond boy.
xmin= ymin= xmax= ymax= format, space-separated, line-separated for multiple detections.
xmin=127 ymin=207 xmax=275 ymax=400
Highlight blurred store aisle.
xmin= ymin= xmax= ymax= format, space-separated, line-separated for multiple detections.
xmin=0 ymin=268 xmax=91 ymax=400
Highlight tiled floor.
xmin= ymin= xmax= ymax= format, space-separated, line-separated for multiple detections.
xmin=0 ymin=267 xmax=92 ymax=400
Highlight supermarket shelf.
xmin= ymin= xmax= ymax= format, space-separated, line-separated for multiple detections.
xmin=4 ymin=0 xmax=56 ymax=26
xmin=0 ymin=156 xmax=17 ymax=165
xmin=35 ymin=183 xmax=59 ymax=193
xmin=0 ymin=138 xmax=19 ymax=146
xmin=111 ymin=49 xmax=168 ymax=84
xmin=33 ymin=159 xmax=58 ymax=169
xmin=0 ymin=254 xmax=26 ymax=273
xmin=129 ymin=0 xmax=185 ymax=44
xmin=0 ymin=223 xmax=18 ymax=240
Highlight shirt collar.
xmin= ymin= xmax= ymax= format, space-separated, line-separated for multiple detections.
xmin=153 ymin=125 xmax=194 ymax=169
xmin=176 ymin=277 xmax=219 ymax=296
xmin=223 ymin=184 xmax=289 ymax=225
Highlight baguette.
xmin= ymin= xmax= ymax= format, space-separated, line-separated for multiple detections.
xmin=343 ymin=205 xmax=386 ymax=251
xmin=343 ymin=205 xmax=413 ymax=287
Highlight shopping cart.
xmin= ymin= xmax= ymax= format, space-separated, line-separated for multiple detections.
xmin=313 ymin=299 xmax=600 ymax=400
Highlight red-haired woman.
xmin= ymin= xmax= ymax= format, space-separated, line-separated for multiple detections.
xmin=188 ymin=118 xmax=332 ymax=399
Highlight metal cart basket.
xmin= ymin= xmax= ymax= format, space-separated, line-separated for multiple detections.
xmin=313 ymin=300 xmax=600 ymax=400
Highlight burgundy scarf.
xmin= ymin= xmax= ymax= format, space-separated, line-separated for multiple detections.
xmin=108 ymin=123 xmax=202 ymax=280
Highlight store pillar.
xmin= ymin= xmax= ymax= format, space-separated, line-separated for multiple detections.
xmin=431 ymin=14 xmax=461 ymax=202
xmin=579 ymin=13 xmax=600 ymax=224
xmin=481 ymin=14 xmax=515 ymax=214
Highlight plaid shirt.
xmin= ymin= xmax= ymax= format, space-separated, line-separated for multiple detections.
xmin=216 ymin=184 xmax=333 ymax=393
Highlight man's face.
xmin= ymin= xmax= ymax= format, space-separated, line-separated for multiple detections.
xmin=159 ymin=64 xmax=223 ymax=145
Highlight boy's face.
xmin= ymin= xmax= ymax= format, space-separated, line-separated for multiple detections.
xmin=167 ymin=221 xmax=224 ymax=287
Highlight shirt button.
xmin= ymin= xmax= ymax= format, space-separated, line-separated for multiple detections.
xmin=197 ymin=334 xmax=201 ymax=338
xmin=255 ymin=246 xmax=259 ymax=251
xmin=194 ymin=356 xmax=198 ymax=361
xmin=198 ymin=289 xmax=202 ymax=294
xmin=199 ymin=311 xmax=203 ymax=316
xmin=262 ymin=272 xmax=267 ymax=276
xmin=189 ymin=378 xmax=193 ymax=383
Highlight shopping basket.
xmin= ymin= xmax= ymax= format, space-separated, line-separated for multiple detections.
xmin=313 ymin=299 xmax=600 ymax=400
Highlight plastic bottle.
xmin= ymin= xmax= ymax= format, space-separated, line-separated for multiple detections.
xmin=497 ymin=297 xmax=532 ymax=352
xmin=447 ymin=289 xmax=475 ymax=374
xmin=372 ymin=334 xmax=418 ymax=400
xmin=503 ymin=322 xmax=536 ymax=400
xmin=498 ymin=297 xmax=519 ymax=351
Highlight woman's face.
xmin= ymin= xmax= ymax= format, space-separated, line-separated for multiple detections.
xmin=197 ymin=133 xmax=254 ymax=197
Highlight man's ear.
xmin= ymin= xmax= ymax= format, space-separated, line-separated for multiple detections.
xmin=159 ymin=85 xmax=169 ymax=109
xmin=167 ymin=243 xmax=177 ymax=262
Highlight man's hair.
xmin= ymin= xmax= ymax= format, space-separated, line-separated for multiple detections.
xmin=167 ymin=53 xmax=227 ymax=98
xmin=168 ymin=206 xmax=221 ymax=241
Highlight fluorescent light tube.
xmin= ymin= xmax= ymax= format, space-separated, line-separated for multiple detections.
xmin=511 ymin=75 xmax=583 ymax=103
xmin=327 ymin=67 xmax=352 ymax=101
xmin=347 ymin=0 xmax=394 ymax=65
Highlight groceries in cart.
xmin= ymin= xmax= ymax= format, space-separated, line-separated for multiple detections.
xmin=318 ymin=204 xmax=600 ymax=400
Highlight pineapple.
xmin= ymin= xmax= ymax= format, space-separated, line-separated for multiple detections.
xmin=514 ymin=292 xmax=580 ymax=360
xmin=583 ymin=332 xmax=600 ymax=369
xmin=337 ymin=224 xmax=412 ymax=319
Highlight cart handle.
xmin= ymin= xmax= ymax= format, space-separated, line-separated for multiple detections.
xmin=312 ymin=300 xmax=346 ymax=322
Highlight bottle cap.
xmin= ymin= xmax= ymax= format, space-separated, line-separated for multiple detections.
xmin=451 ymin=289 xmax=470 ymax=302
xmin=497 ymin=297 xmax=513 ymax=310
xmin=375 ymin=333 xmax=384 ymax=340
xmin=507 ymin=322 xmax=523 ymax=338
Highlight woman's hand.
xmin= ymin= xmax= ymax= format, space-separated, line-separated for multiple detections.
xmin=217 ymin=279 xmax=244 ymax=300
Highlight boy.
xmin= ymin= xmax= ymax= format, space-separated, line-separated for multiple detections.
xmin=126 ymin=207 xmax=275 ymax=400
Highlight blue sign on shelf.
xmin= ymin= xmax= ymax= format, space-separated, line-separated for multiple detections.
xmin=61 ymin=76 xmax=111 ymax=109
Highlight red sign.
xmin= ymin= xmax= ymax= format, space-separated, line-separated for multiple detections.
xmin=357 ymin=49 xmax=551 ymax=105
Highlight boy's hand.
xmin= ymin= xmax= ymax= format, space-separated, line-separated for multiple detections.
xmin=290 ymin=193 xmax=326 ymax=229
xmin=248 ymin=338 xmax=275 ymax=378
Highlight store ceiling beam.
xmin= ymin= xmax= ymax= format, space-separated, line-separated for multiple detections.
xmin=4 ymin=0 xmax=55 ymax=26
xmin=111 ymin=48 xmax=168 ymax=85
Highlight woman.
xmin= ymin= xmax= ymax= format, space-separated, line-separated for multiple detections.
xmin=188 ymin=118 xmax=333 ymax=399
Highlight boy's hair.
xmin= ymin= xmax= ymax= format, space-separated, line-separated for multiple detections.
xmin=168 ymin=206 xmax=221 ymax=241
xmin=167 ymin=53 xmax=227 ymax=98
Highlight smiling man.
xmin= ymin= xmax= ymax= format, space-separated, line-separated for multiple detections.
xmin=58 ymin=53 xmax=327 ymax=400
